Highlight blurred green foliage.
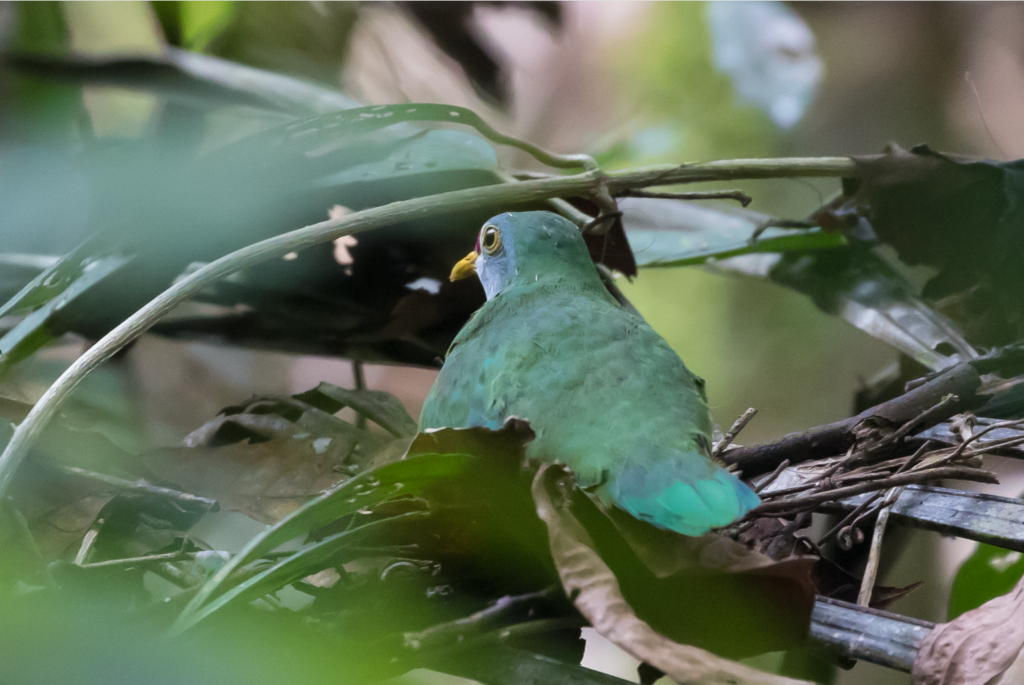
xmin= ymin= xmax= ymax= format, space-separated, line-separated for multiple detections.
xmin=949 ymin=540 xmax=1024 ymax=620
xmin=154 ymin=1 xmax=238 ymax=52
xmin=606 ymin=2 xmax=777 ymax=166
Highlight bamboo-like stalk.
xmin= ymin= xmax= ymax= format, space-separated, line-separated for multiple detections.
xmin=0 ymin=156 xmax=855 ymax=495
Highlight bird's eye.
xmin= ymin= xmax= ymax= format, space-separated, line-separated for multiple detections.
xmin=481 ymin=225 xmax=502 ymax=255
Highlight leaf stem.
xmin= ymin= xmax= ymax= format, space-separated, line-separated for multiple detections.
xmin=0 ymin=156 xmax=856 ymax=496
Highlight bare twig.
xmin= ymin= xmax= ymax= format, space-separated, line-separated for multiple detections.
xmin=819 ymin=491 xmax=882 ymax=547
xmin=965 ymin=71 xmax=1009 ymax=160
xmin=149 ymin=561 xmax=201 ymax=589
xmin=819 ymin=441 xmax=934 ymax=546
xmin=403 ymin=588 xmax=557 ymax=652
xmin=74 ymin=524 xmax=102 ymax=566
xmin=754 ymin=459 xmax=791 ymax=495
xmin=615 ymin=189 xmax=752 ymax=206
xmin=752 ymin=466 xmax=997 ymax=517
xmin=80 ymin=550 xmax=193 ymax=569
xmin=939 ymin=417 xmax=1024 ymax=465
xmin=485 ymin=616 xmax=586 ymax=643
xmin=713 ymin=408 xmax=758 ymax=460
xmin=436 ymin=646 xmax=639 ymax=685
xmin=855 ymin=395 xmax=959 ymax=462
xmin=722 ymin=363 xmax=979 ymax=478
xmin=961 ymin=434 xmax=1024 ymax=457
xmin=759 ymin=482 xmax=817 ymax=500
xmin=857 ymin=486 xmax=904 ymax=606
xmin=60 ymin=466 xmax=218 ymax=510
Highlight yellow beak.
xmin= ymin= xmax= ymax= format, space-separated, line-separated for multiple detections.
xmin=450 ymin=251 xmax=479 ymax=282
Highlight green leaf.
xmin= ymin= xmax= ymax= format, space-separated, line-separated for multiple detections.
xmin=180 ymin=1 xmax=236 ymax=52
xmin=180 ymin=511 xmax=429 ymax=629
xmin=0 ymin=247 xmax=93 ymax=320
xmin=629 ymin=225 xmax=844 ymax=267
xmin=621 ymin=197 xmax=976 ymax=370
xmin=767 ymin=249 xmax=976 ymax=371
xmin=949 ymin=541 xmax=1024 ymax=620
xmin=254 ymin=102 xmax=587 ymax=171
xmin=0 ymin=254 xmax=132 ymax=367
xmin=311 ymin=128 xmax=500 ymax=190
xmin=171 ymin=450 xmax=477 ymax=634
xmin=623 ymin=197 xmax=845 ymax=268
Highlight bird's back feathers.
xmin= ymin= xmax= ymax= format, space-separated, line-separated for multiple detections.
xmin=420 ymin=279 xmax=759 ymax=535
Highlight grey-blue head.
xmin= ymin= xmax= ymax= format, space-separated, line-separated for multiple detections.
xmin=450 ymin=211 xmax=598 ymax=300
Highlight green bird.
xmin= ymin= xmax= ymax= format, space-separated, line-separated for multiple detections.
xmin=419 ymin=211 xmax=759 ymax=535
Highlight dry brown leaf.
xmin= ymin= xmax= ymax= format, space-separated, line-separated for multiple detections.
xmin=913 ymin=573 xmax=1024 ymax=685
xmin=12 ymin=460 xmax=119 ymax=563
xmin=146 ymin=436 xmax=352 ymax=524
xmin=531 ymin=464 xmax=812 ymax=685
xmin=145 ymin=391 xmax=414 ymax=523
xmin=26 ymin=494 xmax=113 ymax=561
xmin=606 ymin=506 xmax=789 ymax=579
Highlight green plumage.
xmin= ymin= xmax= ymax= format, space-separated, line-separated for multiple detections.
xmin=419 ymin=211 xmax=758 ymax=535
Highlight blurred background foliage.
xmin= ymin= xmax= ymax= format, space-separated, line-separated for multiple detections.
xmin=2 ymin=2 xmax=1024 ymax=685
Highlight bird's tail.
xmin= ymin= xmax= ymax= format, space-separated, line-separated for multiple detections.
xmin=609 ymin=455 xmax=760 ymax=537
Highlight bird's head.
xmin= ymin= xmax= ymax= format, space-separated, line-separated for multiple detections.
xmin=449 ymin=211 xmax=595 ymax=301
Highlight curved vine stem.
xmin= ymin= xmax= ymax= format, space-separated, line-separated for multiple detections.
xmin=438 ymin=105 xmax=599 ymax=171
xmin=0 ymin=156 xmax=855 ymax=495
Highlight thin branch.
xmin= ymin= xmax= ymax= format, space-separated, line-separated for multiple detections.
xmin=74 ymin=525 xmax=101 ymax=566
xmin=854 ymin=394 xmax=959 ymax=463
xmin=818 ymin=441 xmax=933 ymax=546
xmin=941 ymin=417 xmax=1024 ymax=464
xmin=616 ymin=189 xmax=752 ymax=206
xmin=713 ymin=408 xmax=758 ymax=460
xmin=811 ymin=596 xmax=934 ymax=673
xmin=754 ymin=459 xmax=791 ymax=495
xmin=722 ymin=362 xmax=981 ymax=477
xmin=752 ymin=466 xmax=997 ymax=516
xmin=831 ymin=492 xmax=883 ymax=550
xmin=79 ymin=550 xmax=192 ymax=568
xmin=403 ymin=589 xmax=557 ymax=652
xmin=405 ymin=617 xmax=587 ymax=673
xmin=964 ymin=71 xmax=1009 ymax=160
xmin=0 ymin=156 xmax=856 ymax=495
xmin=484 ymin=616 xmax=586 ymax=643
xmin=857 ymin=486 xmax=903 ymax=606
xmin=60 ymin=466 xmax=218 ymax=510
